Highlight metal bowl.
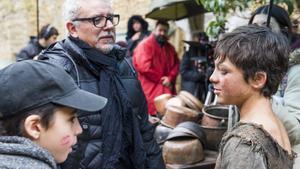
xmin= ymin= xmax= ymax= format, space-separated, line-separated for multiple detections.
xmin=201 ymin=105 xmax=229 ymax=128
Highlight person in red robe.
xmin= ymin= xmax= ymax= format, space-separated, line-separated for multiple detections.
xmin=133 ymin=20 xmax=179 ymax=116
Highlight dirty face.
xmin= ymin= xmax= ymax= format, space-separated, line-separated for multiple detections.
xmin=209 ymin=57 xmax=253 ymax=107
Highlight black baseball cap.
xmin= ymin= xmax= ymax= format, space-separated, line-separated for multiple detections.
xmin=0 ymin=60 xmax=107 ymax=118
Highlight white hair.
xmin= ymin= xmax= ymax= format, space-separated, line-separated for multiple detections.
xmin=62 ymin=0 xmax=112 ymax=22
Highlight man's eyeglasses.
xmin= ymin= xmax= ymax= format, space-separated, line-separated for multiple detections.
xmin=72 ymin=14 xmax=120 ymax=28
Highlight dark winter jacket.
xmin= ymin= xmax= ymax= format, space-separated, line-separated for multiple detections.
xmin=16 ymin=36 xmax=45 ymax=61
xmin=0 ymin=136 xmax=57 ymax=169
xmin=39 ymin=37 xmax=164 ymax=169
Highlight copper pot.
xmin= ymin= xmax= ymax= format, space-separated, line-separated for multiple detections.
xmin=154 ymin=93 xmax=172 ymax=116
xmin=201 ymin=105 xmax=228 ymax=128
xmin=161 ymin=105 xmax=201 ymax=128
xmin=163 ymin=138 xmax=204 ymax=165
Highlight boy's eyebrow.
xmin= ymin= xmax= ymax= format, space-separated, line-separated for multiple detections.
xmin=70 ymin=109 xmax=78 ymax=115
xmin=215 ymin=60 xmax=224 ymax=68
xmin=216 ymin=62 xmax=229 ymax=70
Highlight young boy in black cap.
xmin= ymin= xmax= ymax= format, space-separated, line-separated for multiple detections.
xmin=0 ymin=60 xmax=107 ymax=168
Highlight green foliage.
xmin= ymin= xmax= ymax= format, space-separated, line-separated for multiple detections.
xmin=296 ymin=0 xmax=300 ymax=8
xmin=195 ymin=0 xmax=294 ymax=38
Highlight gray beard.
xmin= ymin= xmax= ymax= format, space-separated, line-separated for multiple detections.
xmin=97 ymin=44 xmax=114 ymax=54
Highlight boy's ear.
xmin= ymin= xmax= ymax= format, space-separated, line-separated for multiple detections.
xmin=23 ymin=115 xmax=43 ymax=140
xmin=250 ymin=71 xmax=267 ymax=90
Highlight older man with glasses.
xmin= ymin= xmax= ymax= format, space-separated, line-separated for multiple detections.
xmin=37 ymin=0 xmax=164 ymax=169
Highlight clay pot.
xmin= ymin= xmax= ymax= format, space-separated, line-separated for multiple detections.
xmin=154 ymin=93 xmax=172 ymax=116
xmin=165 ymin=96 xmax=185 ymax=109
xmin=178 ymin=91 xmax=203 ymax=111
xmin=201 ymin=105 xmax=228 ymax=128
xmin=163 ymin=122 xmax=207 ymax=165
xmin=163 ymin=138 xmax=204 ymax=165
xmin=166 ymin=121 xmax=207 ymax=148
xmin=161 ymin=105 xmax=200 ymax=128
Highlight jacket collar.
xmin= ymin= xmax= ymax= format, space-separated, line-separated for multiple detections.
xmin=0 ymin=136 xmax=57 ymax=168
xmin=63 ymin=36 xmax=125 ymax=76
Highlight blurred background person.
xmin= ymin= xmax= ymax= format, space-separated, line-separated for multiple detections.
xmin=126 ymin=15 xmax=150 ymax=57
xmin=16 ymin=24 xmax=59 ymax=62
xmin=180 ymin=32 xmax=213 ymax=102
xmin=249 ymin=4 xmax=292 ymax=42
xmin=291 ymin=19 xmax=300 ymax=51
xmin=248 ymin=4 xmax=300 ymax=168
xmin=133 ymin=20 xmax=179 ymax=116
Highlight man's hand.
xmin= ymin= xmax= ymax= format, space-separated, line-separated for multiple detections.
xmin=161 ymin=76 xmax=171 ymax=87
xmin=131 ymin=32 xmax=141 ymax=41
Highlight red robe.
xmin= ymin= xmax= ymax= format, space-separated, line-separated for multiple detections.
xmin=133 ymin=34 xmax=179 ymax=115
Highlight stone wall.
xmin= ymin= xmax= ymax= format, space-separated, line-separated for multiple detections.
xmin=113 ymin=0 xmax=153 ymax=40
xmin=0 ymin=0 xmax=65 ymax=63
xmin=0 ymin=0 xmax=152 ymax=64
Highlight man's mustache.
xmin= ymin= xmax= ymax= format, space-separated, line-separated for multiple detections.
xmin=98 ymin=31 xmax=115 ymax=40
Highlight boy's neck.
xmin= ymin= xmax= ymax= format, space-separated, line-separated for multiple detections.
xmin=238 ymin=94 xmax=274 ymax=123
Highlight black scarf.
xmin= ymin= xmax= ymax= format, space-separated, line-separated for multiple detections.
xmin=69 ymin=37 xmax=134 ymax=169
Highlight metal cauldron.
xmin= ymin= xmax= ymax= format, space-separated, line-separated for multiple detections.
xmin=201 ymin=126 xmax=226 ymax=150
xmin=201 ymin=105 xmax=229 ymax=150
xmin=201 ymin=105 xmax=228 ymax=128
